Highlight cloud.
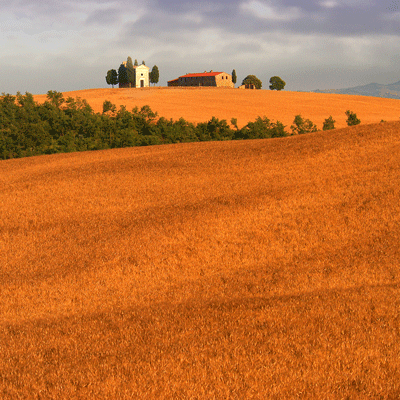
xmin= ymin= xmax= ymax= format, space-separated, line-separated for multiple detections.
xmin=1 ymin=0 xmax=400 ymax=95
xmin=85 ymin=8 xmax=124 ymax=25
xmin=240 ymin=0 xmax=302 ymax=21
xmin=319 ymin=0 xmax=339 ymax=8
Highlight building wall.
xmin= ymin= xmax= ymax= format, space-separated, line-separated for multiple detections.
xmin=238 ymin=84 xmax=256 ymax=89
xmin=178 ymin=76 xmax=217 ymax=87
xmin=170 ymin=73 xmax=234 ymax=88
xmin=215 ymin=73 xmax=234 ymax=88
xmin=134 ymin=65 xmax=150 ymax=88
xmin=168 ymin=79 xmax=179 ymax=87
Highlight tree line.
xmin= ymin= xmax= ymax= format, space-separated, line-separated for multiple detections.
xmin=106 ymin=57 xmax=159 ymax=88
xmin=0 ymin=91 xmax=360 ymax=160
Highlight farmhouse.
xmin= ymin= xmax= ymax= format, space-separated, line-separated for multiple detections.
xmin=119 ymin=63 xmax=150 ymax=88
xmin=168 ymin=71 xmax=234 ymax=88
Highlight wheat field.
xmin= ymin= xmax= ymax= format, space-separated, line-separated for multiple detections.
xmin=1 ymin=93 xmax=400 ymax=398
xmin=33 ymin=87 xmax=400 ymax=129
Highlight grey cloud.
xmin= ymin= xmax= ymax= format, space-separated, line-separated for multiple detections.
xmin=142 ymin=0 xmax=400 ymax=39
xmin=2 ymin=0 xmax=400 ymax=95
xmin=85 ymin=8 xmax=123 ymax=25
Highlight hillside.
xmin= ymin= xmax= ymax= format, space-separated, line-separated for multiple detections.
xmin=33 ymin=87 xmax=400 ymax=129
xmin=1 ymin=122 xmax=400 ymax=398
xmin=313 ymin=80 xmax=400 ymax=99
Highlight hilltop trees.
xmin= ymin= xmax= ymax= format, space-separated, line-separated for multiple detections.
xmin=242 ymin=75 xmax=262 ymax=89
xmin=269 ymin=76 xmax=286 ymax=91
xmin=107 ymin=57 xmax=152 ymax=88
xmin=150 ymin=65 xmax=159 ymax=86
xmin=106 ymin=69 xmax=118 ymax=88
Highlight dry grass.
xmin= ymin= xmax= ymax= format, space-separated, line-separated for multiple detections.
xmin=1 ymin=120 xmax=400 ymax=398
xmin=33 ymin=87 xmax=400 ymax=129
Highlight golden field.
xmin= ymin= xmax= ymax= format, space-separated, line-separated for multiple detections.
xmin=33 ymin=87 xmax=400 ymax=129
xmin=1 ymin=90 xmax=400 ymax=398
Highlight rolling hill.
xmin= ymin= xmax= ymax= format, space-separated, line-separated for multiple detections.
xmin=1 ymin=119 xmax=399 ymax=398
xmin=33 ymin=87 xmax=400 ymax=130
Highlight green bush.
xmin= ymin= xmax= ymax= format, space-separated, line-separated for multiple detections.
xmin=236 ymin=117 xmax=286 ymax=140
xmin=290 ymin=115 xmax=317 ymax=135
xmin=345 ymin=110 xmax=361 ymax=126
xmin=323 ymin=116 xmax=336 ymax=131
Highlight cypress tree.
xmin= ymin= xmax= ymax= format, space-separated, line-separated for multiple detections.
xmin=118 ymin=64 xmax=128 ymax=87
xmin=150 ymin=65 xmax=159 ymax=86
xmin=126 ymin=57 xmax=135 ymax=86
xmin=232 ymin=69 xmax=237 ymax=85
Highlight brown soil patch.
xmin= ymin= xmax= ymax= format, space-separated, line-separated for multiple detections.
xmin=1 ymin=122 xmax=400 ymax=398
xmin=34 ymin=87 xmax=400 ymax=129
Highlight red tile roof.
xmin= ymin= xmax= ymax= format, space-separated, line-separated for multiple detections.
xmin=181 ymin=72 xmax=223 ymax=78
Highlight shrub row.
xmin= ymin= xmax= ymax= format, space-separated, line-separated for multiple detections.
xmin=0 ymin=91 xmax=360 ymax=160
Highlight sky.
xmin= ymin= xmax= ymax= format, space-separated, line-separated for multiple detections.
xmin=1 ymin=0 xmax=400 ymax=94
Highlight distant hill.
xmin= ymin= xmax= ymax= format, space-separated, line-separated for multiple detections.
xmin=313 ymin=80 xmax=400 ymax=99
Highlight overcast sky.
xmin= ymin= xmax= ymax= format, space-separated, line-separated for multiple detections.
xmin=1 ymin=0 xmax=400 ymax=94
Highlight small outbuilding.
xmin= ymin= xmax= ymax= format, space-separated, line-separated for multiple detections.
xmin=238 ymin=84 xmax=256 ymax=89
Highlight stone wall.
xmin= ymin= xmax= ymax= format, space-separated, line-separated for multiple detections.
xmin=215 ymin=73 xmax=234 ymax=88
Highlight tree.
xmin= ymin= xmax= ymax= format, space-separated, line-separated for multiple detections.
xmin=126 ymin=57 xmax=135 ymax=86
xmin=230 ymin=117 xmax=238 ymax=130
xmin=269 ymin=76 xmax=286 ymax=91
xmin=242 ymin=75 xmax=262 ymax=89
xmin=232 ymin=69 xmax=237 ymax=85
xmin=102 ymin=100 xmax=116 ymax=114
xmin=134 ymin=59 xmax=139 ymax=66
xmin=150 ymin=65 xmax=159 ymax=86
xmin=290 ymin=115 xmax=317 ymax=135
xmin=142 ymin=60 xmax=146 ymax=65
xmin=345 ymin=110 xmax=361 ymax=126
xmin=46 ymin=90 xmax=65 ymax=108
xmin=118 ymin=64 xmax=128 ymax=87
xmin=106 ymin=69 xmax=118 ymax=88
xmin=323 ymin=116 xmax=336 ymax=130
